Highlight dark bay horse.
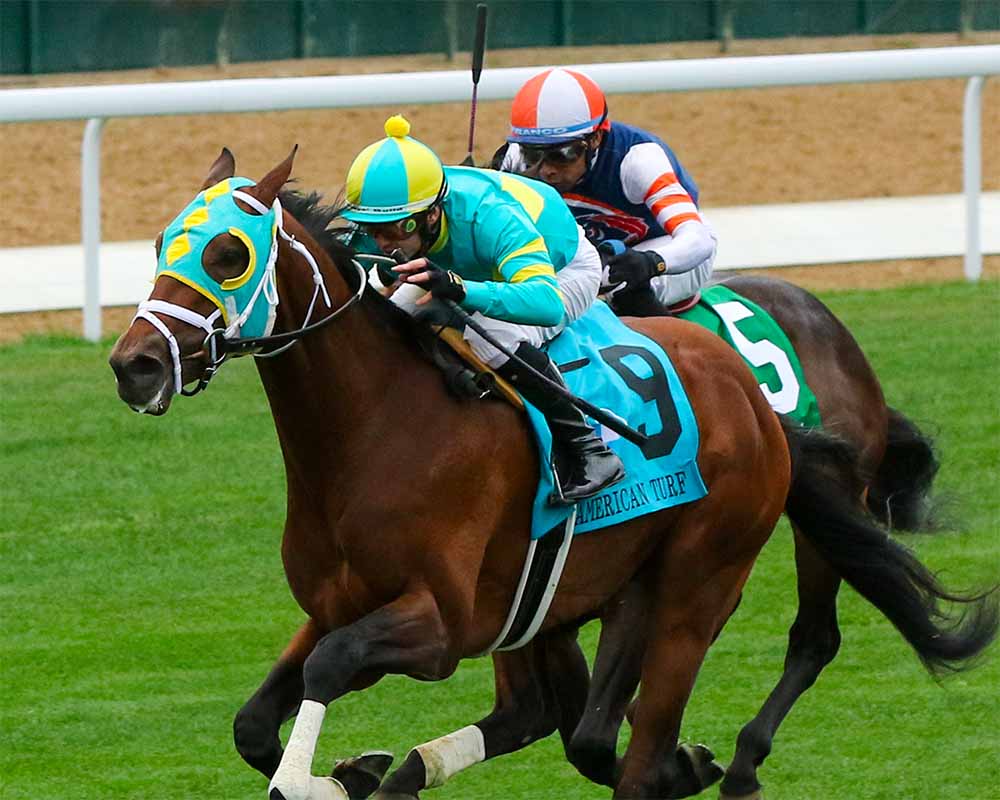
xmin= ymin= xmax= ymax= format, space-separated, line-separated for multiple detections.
xmin=109 ymin=147 xmax=798 ymax=799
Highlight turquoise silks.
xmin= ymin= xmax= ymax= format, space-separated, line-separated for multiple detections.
xmin=155 ymin=177 xmax=279 ymax=339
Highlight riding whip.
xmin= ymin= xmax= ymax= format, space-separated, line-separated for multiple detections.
xmin=460 ymin=4 xmax=488 ymax=167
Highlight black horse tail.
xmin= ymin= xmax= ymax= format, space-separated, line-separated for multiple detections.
xmin=866 ymin=407 xmax=941 ymax=532
xmin=781 ymin=419 xmax=998 ymax=676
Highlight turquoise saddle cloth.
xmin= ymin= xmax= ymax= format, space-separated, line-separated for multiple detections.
xmin=525 ymin=301 xmax=707 ymax=539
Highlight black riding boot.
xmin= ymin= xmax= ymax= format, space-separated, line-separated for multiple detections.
xmin=498 ymin=342 xmax=626 ymax=505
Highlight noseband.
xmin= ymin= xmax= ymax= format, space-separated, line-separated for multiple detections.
xmin=133 ymin=191 xmax=367 ymax=397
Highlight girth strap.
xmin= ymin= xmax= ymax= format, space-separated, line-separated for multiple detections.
xmin=478 ymin=510 xmax=576 ymax=655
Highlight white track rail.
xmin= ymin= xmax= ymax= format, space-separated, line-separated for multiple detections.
xmin=1 ymin=45 xmax=997 ymax=339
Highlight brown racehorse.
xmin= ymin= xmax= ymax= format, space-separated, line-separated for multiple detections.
xmin=109 ymin=148 xmax=800 ymax=799
xmin=455 ymin=280 xmax=999 ymax=799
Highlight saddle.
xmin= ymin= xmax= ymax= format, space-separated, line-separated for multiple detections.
xmin=370 ymin=260 xmax=521 ymax=408
xmin=421 ymin=322 xmax=523 ymax=410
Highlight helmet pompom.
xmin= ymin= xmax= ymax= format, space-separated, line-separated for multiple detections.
xmin=384 ymin=115 xmax=411 ymax=139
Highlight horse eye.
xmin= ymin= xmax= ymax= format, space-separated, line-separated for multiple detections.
xmin=220 ymin=246 xmax=244 ymax=264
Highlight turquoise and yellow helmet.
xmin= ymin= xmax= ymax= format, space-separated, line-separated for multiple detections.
xmin=342 ymin=115 xmax=447 ymax=223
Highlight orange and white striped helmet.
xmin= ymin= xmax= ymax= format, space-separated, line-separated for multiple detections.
xmin=508 ymin=68 xmax=610 ymax=145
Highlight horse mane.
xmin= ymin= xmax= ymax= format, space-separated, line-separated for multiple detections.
xmin=278 ymin=187 xmax=442 ymax=352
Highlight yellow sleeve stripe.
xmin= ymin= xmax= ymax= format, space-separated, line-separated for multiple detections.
xmin=498 ymin=237 xmax=547 ymax=269
xmin=509 ymin=263 xmax=558 ymax=284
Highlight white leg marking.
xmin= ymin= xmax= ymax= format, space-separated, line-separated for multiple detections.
xmin=414 ymin=725 xmax=486 ymax=789
xmin=268 ymin=700 xmax=349 ymax=800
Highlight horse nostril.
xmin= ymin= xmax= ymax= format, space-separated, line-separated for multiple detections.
xmin=128 ymin=353 xmax=166 ymax=381
xmin=110 ymin=351 xmax=167 ymax=401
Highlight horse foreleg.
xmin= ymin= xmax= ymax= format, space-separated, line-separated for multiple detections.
xmin=375 ymin=627 xmax=588 ymax=799
xmin=269 ymin=592 xmax=456 ymax=800
xmin=566 ymin=575 xmax=650 ymax=787
xmin=234 ymin=620 xmax=319 ymax=778
xmin=720 ymin=527 xmax=842 ymax=800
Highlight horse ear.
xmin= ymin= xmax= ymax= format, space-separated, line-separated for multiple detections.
xmin=202 ymin=147 xmax=236 ymax=190
xmin=250 ymin=145 xmax=298 ymax=208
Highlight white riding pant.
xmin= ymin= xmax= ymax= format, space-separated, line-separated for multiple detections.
xmin=390 ymin=225 xmax=602 ymax=368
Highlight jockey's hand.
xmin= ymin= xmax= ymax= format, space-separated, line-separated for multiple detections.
xmin=394 ymin=258 xmax=467 ymax=305
xmin=606 ymin=248 xmax=667 ymax=291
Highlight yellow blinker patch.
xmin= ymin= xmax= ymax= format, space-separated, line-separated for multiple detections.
xmin=220 ymin=227 xmax=257 ymax=291
xmin=182 ymin=207 xmax=209 ymax=230
xmin=203 ymin=179 xmax=232 ymax=205
xmin=165 ymin=234 xmax=191 ymax=266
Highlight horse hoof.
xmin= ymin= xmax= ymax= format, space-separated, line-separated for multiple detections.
xmin=680 ymin=743 xmax=724 ymax=789
xmin=331 ymin=751 xmax=394 ymax=799
xmin=667 ymin=742 xmax=725 ymax=798
xmin=720 ymin=790 xmax=763 ymax=800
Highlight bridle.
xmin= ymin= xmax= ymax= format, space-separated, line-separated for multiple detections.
xmin=133 ymin=190 xmax=368 ymax=397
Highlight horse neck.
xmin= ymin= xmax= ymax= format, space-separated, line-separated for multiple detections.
xmin=253 ymin=215 xmax=423 ymax=468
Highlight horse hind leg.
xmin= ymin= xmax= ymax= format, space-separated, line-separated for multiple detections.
xmin=720 ymin=527 xmax=841 ymax=800
xmin=566 ymin=565 xmax=731 ymax=794
xmin=616 ymin=519 xmax=770 ymax=799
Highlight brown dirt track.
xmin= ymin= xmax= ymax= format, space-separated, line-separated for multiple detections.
xmin=1 ymin=32 xmax=998 ymax=342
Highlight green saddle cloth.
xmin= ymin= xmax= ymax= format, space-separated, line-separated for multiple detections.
xmin=678 ymin=285 xmax=822 ymax=428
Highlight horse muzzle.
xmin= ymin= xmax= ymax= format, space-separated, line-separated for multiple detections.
xmin=109 ymin=341 xmax=174 ymax=415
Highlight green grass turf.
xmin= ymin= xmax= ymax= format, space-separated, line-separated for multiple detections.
xmin=1 ymin=280 xmax=997 ymax=799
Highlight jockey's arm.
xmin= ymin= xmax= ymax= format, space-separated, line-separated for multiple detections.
xmin=620 ymin=142 xmax=716 ymax=275
xmin=633 ymin=220 xmax=716 ymax=276
xmin=461 ymin=205 xmax=565 ymax=326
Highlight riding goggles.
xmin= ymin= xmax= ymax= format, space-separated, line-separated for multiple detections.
xmin=357 ymin=214 xmax=423 ymax=242
xmin=519 ymin=139 xmax=590 ymax=168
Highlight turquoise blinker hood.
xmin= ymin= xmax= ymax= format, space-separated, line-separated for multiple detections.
xmin=156 ymin=177 xmax=279 ymax=339
xmin=133 ymin=171 xmax=343 ymax=400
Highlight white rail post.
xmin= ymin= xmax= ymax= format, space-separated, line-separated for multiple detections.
xmin=82 ymin=117 xmax=105 ymax=341
xmin=962 ymin=76 xmax=984 ymax=282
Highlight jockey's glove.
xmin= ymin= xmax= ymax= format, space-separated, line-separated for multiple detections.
xmin=422 ymin=262 xmax=467 ymax=303
xmin=607 ymin=248 xmax=668 ymax=291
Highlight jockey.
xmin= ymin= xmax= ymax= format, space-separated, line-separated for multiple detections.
xmin=495 ymin=67 xmax=717 ymax=316
xmin=341 ymin=115 xmax=624 ymax=505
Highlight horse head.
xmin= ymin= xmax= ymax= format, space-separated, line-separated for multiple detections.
xmin=109 ymin=147 xmax=306 ymax=414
